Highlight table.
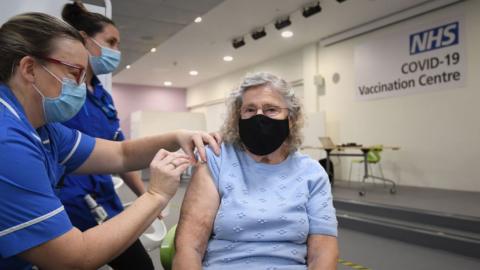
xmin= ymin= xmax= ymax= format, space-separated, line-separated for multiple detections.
xmin=302 ymin=145 xmax=400 ymax=196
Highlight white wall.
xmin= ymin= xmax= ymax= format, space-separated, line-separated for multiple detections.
xmin=317 ymin=1 xmax=479 ymax=192
xmin=130 ymin=111 xmax=205 ymax=139
xmin=187 ymin=1 xmax=480 ymax=192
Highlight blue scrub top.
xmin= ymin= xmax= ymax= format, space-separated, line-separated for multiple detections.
xmin=0 ymin=84 xmax=96 ymax=269
xmin=59 ymin=76 xmax=124 ymax=231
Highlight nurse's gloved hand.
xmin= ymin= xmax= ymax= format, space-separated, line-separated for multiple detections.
xmin=175 ymin=129 xmax=222 ymax=163
xmin=148 ymin=149 xmax=191 ymax=201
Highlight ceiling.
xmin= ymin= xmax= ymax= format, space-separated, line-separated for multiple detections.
xmin=84 ymin=0 xmax=225 ymax=75
xmin=112 ymin=0 xmax=437 ymax=88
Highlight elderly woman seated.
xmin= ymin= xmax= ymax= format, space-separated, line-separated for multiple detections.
xmin=174 ymin=72 xmax=338 ymax=270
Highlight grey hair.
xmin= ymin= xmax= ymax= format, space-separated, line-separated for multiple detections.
xmin=220 ymin=72 xmax=304 ymax=153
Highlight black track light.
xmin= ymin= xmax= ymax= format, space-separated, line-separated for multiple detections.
xmin=251 ymin=27 xmax=267 ymax=40
xmin=232 ymin=37 xmax=245 ymax=49
xmin=302 ymin=2 xmax=321 ymax=18
xmin=274 ymin=17 xmax=291 ymax=30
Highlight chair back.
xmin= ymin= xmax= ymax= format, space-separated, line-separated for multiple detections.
xmin=367 ymin=145 xmax=383 ymax=163
xmin=160 ymin=225 xmax=177 ymax=270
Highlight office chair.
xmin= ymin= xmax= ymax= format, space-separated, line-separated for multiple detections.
xmin=160 ymin=225 xmax=177 ymax=270
xmin=348 ymin=145 xmax=385 ymax=186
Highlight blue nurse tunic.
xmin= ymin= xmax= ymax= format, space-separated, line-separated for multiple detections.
xmin=59 ymin=76 xmax=125 ymax=231
xmin=0 ymin=84 xmax=95 ymax=269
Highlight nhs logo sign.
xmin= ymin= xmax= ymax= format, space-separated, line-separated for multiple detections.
xmin=409 ymin=22 xmax=459 ymax=55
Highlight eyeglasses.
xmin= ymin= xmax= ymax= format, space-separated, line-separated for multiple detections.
xmin=240 ymin=105 xmax=289 ymax=118
xmin=38 ymin=56 xmax=87 ymax=85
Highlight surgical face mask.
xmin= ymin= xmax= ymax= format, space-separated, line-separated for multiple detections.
xmin=89 ymin=38 xmax=121 ymax=75
xmin=239 ymin=114 xmax=290 ymax=156
xmin=33 ymin=65 xmax=87 ymax=123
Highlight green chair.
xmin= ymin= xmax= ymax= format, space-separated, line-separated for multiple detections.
xmin=348 ymin=145 xmax=385 ymax=184
xmin=160 ymin=225 xmax=177 ymax=270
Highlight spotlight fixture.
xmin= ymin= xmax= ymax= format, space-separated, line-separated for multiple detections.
xmin=150 ymin=47 xmax=157 ymax=53
xmin=251 ymin=27 xmax=267 ymax=40
xmin=126 ymin=65 xmax=131 ymax=69
xmin=164 ymin=81 xmax=172 ymax=86
xmin=336 ymin=0 xmax=347 ymax=2
xmin=232 ymin=37 xmax=245 ymax=49
xmin=302 ymin=2 xmax=321 ymax=18
xmin=194 ymin=16 xmax=202 ymax=23
xmin=274 ymin=16 xmax=291 ymax=30
xmin=189 ymin=70 xmax=198 ymax=76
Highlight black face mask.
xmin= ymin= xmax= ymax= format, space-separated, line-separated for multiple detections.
xmin=239 ymin=114 xmax=289 ymax=156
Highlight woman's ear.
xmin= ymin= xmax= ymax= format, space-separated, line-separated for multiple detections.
xmin=79 ymin=30 xmax=89 ymax=40
xmin=79 ymin=31 xmax=93 ymax=50
xmin=18 ymin=56 xmax=37 ymax=84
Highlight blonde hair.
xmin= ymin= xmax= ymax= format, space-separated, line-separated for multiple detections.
xmin=0 ymin=12 xmax=84 ymax=83
xmin=220 ymin=72 xmax=304 ymax=153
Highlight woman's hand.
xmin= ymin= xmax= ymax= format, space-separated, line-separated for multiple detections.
xmin=148 ymin=149 xmax=191 ymax=201
xmin=175 ymin=130 xmax=222 ymax=163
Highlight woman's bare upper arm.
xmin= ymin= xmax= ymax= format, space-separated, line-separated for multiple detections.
xmin=307 ymin=234 xmax=339 ymax=268
xmin=176 ymin=163 xmax=220 ymax=252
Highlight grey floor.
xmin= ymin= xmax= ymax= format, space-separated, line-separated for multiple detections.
xmin=337 ymin=228 xmax=480 ymax=270
xmin=332 ymin=179 xmax=480 ymax=218
xmin=116 ymin=178 xmax=480 ymax=270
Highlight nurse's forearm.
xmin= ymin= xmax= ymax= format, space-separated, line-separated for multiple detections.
xmin=119 ymin=171 xmax=145 ymax=197
xmin=80 ymin=192 xmax=166 ymax=267
xmin=19 ymin=192 xmax=167 ymax=270
xmin=120 ymin=132 xmax=180 ymax=171
xmin=76 ymin=132 xmax=180 ymax=175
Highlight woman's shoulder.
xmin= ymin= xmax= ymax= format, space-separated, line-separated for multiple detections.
xmin=291 ymin=151 xmax=328 ymax=180
xmin=206 ymin=142 xmax=241 ymax=158
xmin=292 ymin=151 xmax=323 ymax=169
xmin=0 ymin=112 xmax=38 ymax=148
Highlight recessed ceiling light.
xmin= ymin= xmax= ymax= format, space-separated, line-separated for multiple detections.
xmin=150 ymin=48 xmax=157 ymax=53
xmin=223 ymin=56 xmax=234 ymax=62
xmin=194 ymin=17 xmax=202 ymax=23
xmin=126 ymin=65 xmax=131 ymax=69
xmin=281 ymin=30 xmax=294 ymax=38
xmin=164 ymin=81 xmax=172 ymax=86
xmin=189 ymin=70 xmax=199 ymax=76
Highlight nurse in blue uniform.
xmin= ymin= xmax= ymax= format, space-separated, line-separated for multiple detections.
xmin=59 ymin=2 xmax=153 ymax=269
xmin=0 ymin=13 xmax=220 ymax=270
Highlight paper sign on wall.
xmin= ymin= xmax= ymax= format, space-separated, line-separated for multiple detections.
xmin=354 ymin=15 xmax=466 ymax=100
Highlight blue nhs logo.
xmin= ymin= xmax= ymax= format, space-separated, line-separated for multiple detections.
xmin=409 ymin=22 xmax=459 ymax=55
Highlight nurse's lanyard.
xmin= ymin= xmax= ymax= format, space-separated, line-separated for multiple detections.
xmin=87 ymin=92 xmax=118 ymax=120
